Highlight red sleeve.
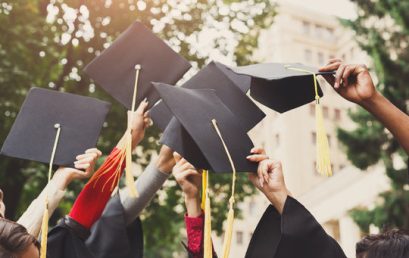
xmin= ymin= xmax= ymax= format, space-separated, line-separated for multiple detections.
xmin=185 ymin=212 xmax=205 ymax=257
xmin=68 ymin=147 xmax=125 ymax=229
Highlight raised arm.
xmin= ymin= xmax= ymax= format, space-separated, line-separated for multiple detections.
xmin=319 ymin=59 xmax=409 ymax=154
xmin=119 ymin=145 xmax=175 ymax=225
xmin=68 ymin=100 xmax=150 ymax=229
xmin=17 ymin=148 xmax=101 ymax=236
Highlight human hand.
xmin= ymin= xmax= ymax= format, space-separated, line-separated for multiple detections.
xmin=128 ymin=99 xmax=152 ymax=146
xmin=52 ymin=148 xmax=102 ymax=190
xmin=156 ymin=145 xmax=176 ymax=174
xmin=319 ymin=59 xmax=378 ymax=106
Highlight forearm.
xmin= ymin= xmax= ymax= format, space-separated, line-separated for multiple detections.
xmin=264 ymin=189 xmax=292 ymax=214
xmin=17 ymin=179 xmax=65 ymax=237
xmin=119 ymin=160 xmax=170 ymax=225
xmin=361 ymin=92 xmax=409 ymax=154
xmin=185 ymin=195 xmax=202 ymax=217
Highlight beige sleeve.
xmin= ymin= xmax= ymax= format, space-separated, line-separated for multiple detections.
xmin=17 ymin=182 xmax=65 ymax=237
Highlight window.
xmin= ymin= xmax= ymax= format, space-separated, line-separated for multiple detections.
xmin=334 ymin=109 xmax=341 ymax=121
xmin=302 ymin=21 xmax=311 ymax=35
xmin=318 ymin=52 xmax=325 ymax=65
xmin=275 ymin=134 xmax=280 ymax=147
xmin=248 ymin=200 xmax=256 ymax=216
xmin=312 ymin=132 xmax=317 ymax=144
xmin=236 ymin=231 xmax=244 ymax=245
xmin=310 ymin=104 xmax=315 ymax=116
xmin=304 ymin=49 xmax=312 ymax=63
xmin=315 ymin=25 xmax=323 ymax=38
xmin=323 ymin=106 xmax=329 ymax=119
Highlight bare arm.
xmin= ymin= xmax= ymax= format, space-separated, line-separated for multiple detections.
xmin=319 ymin=60 xmax=409 ymax=154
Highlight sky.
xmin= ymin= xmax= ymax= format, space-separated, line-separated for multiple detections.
xmin=281 ymin=0 xmax=357 ymax=19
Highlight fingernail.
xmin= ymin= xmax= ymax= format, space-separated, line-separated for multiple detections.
xmin=143 ymin=97 xmax=148 ymax=102
xmin=246 ymin=156 xmax=251 ymax=159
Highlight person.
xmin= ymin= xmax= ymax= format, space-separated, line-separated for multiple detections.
xmin=319 ymin=59 xmax=409 ymax=154
xmin=174 ymin=148 xmax=346 ymax=258
xmin=0 ymin=219 xmax=41 ymax=258
xmin=0 ymin=148 xmax=101 ymax=257
xmin=46 ymin=99 xmax=178 ymax=258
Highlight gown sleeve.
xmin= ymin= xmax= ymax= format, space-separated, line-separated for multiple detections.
xmin=245 ymin=196 xmax=347 ymax=258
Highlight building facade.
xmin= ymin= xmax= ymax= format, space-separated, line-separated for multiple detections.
xmin=211 ymin=2 xmax=389 ymax=257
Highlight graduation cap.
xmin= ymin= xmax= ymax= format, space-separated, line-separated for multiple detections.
xmin=229 ymin=63 xmax=334 ymax=177
xmin=84 ymin=21 xmax=191 ymax=110
xmin=1 ymin=87 xmax=110 ymax=165
xmin=0 ymin=87 xmax=111 ymax=258
xmin=154 ymin=83 xmax=257 ymax=258
xmin=150 ymin=61 xmax=263 ymax=132
xmin=84 ymin=21 xmax=191 ymax=198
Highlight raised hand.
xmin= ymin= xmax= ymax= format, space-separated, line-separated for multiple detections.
xmin=128 ymin=99 xmax=152 ymax=147
xmin=319 ymin=58 xmax=377 ymax=105
xmin=172 ymin=153 xmax=202 ymax=217
xmin=52 ymin=148 xmax=102 ymax=190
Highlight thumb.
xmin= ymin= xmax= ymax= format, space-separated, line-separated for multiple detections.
xmin=248 ymin=173 xmax=259 ymax=187
xmin=173 ymin=152 xmax=182 ymax=163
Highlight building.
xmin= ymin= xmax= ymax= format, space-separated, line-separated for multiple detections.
xmin=211 ymin=2 xmax=389 ymax=257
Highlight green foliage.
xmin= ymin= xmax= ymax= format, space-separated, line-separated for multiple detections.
xmin=341 ymin=0 xmax=409 ymax=233
xmin=0 ymin=0 xmax=275 ymax=256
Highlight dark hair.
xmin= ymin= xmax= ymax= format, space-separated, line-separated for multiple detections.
xmin=0 ymin=218 xmax=40 ymax=258
xmin=356 ymin=229 xmax=409 ymax=258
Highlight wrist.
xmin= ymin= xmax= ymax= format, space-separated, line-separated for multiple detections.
xmin=51 ymin=170 xmax=72 ymax=191
xmin=265 ymin=188 xmax=290 ymax=214
xmin=360 ymin=90 xmax=382 ymax=110
xmin=184 ymin=194 xmax=201 ymax=217
xmin=156 ymin=147 xmax=175 ymax=174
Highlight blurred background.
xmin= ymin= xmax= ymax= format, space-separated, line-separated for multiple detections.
xmin=0 ymin=0 xmax=408 ymax=257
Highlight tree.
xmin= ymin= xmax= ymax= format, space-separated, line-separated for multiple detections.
xmin=0 ymin=0 xmax=276 ymax=256
xmin=339 ymin=0 xmax=409 ymax=233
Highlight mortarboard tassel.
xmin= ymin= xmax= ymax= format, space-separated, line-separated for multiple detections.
xmin=285 ymin=66 xmax=333 ymax=176
xmin=203 ymin=170 xmax=213 ymax=258
xmin=123 ymin=64 xmax=142 ymax=197
xmin=40 ymin=124 xmax=62 ymax=258
xmin=211 ymin=119 xmax=237 ymax=258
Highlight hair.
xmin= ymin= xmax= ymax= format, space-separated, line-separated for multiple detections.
xmin=0 ymin=218 xmax=40 ymax=258
xmin=356 ymin=229 xmax=409 ymax=258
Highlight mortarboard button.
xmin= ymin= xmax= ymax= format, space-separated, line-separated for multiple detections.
xmin=84 ymin=21 xmax=191 ymax=110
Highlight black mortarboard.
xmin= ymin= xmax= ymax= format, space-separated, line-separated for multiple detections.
xmin=150 ymin=61 xmax=264 ymax=132
xmin=229 ymin=63 xmax=334 ymax=113
xmin=154 ymin=83 xmax=257 ymax=173
xmin=84 ymin=21 xmax=191 ymax=110
xmin=0 ymin=87 xmax=110 ymax=166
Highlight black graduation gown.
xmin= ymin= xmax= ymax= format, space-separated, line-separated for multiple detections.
xmin=47 ymin=194 xmax=144 ymax=258
xmin=245 ymin=196 xmax=347 ymax=258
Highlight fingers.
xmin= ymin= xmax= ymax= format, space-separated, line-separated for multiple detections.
xmin=257 ymin=160 xmax=270 ymax=187
xmin=248 ymin=173 xmax=260 ymax=188
xmin=75 ymin=152 xmax=99 ymax=163
xmin=136 ymin=98 xmax=149 ymax=115
xmin=250 ymin=147 xmax=266 ymax=155
xmin=334 ymin=64 xmax=347 ymax=89
xmin=173 ymin=152 xmax=182 ymax=163
xmin=247 ymin=154 xmax=269 ymax=162
xmin=85 ymin=148 xmax=102 ymax=157
xmin=319 ymin=59 xmax=342 ymax=72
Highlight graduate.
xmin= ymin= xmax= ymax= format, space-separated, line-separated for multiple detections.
xmin=0 ymin=148 xmax=101 ymax=258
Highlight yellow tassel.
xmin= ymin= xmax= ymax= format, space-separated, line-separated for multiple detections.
xmin=211 ymin=119 xmax=237 ymax=258
xmin=315 ymin=98 xmax=332 ymax=176
xmin=39 ymin=201 xmax=49 ymax=258
xmin=203 ymin=170 xmax=213 ymax=258
xmin=222 ymin=198 xmax=235 ymax=258
xmin=125 ymin=129 xmax=138 ymax=197
xmin=201 ymin=170 xmax=207 ymax=210
xmin=40 ymin=124 xmax=61 ymax=258
xmin=285 ymin=66 xmax=333 ymax=176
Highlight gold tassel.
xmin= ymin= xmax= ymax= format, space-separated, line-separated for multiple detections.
xmin=122 ymin=64 xmax=142 ymax=197
xmin=315 ymin=98 xmax=332 ymax=176
xmin=211 ymin=119 xmax=237 ymax=258
xmin=222 ymin=198 xmax=235 ymax=258
xmin=203 ymin=170 xmax=213 ymax=258
xmin=40 ymin=124 xmax=61 ymax=258
xmin=39 ymin=201 xmax=48 ymax=258
xmin=125 ymin=129 xmax=138 ymax=197
xmin=201 ymin=169 xmax=207 ymax=210
xmin=285 ymin=66 xmax=333 ymax=176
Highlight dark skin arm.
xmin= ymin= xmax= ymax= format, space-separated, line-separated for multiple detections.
xmin=319 ymin=59 xmax=409 ymax=154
